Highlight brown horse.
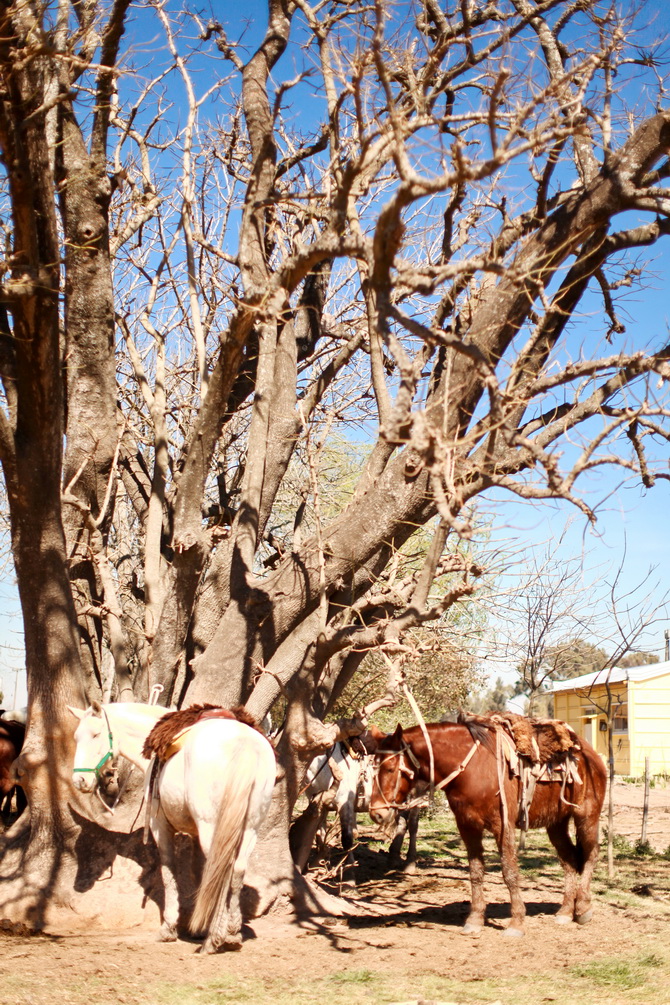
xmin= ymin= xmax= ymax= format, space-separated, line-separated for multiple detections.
xmin=369 ymin=719 xmax=606 ymax=936
xmin=0 ymin=718 xmax=26 ymax=821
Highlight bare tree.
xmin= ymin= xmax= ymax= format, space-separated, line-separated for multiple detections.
xmin=492 ymin=548 xmax=595 ymax=715
xmin=1 ymin=1 xmax=670 ymax=926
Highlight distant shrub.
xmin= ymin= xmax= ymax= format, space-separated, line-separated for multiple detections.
xmin=603 ymin=829 xmax=634 ymax=856
xmin=619 ymin=774 xmax=669 ymax=787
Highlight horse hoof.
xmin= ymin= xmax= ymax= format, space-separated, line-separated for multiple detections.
xmin=218 ymin=939 xmax=242 ymax=953
xmin=403 ymin=861 xmax=417 ymax=876
xmin=576 ymin=909 xmax=593 ymax=926
xmin=200 ymin=936 xmax=242 ymax=954
xmin=158 ymin=924 xmax=178 ymax=943
xmin=461 ymin=922 xmax=482 ymax=935
xmin=554 ymin=914 xmax=572 ymax=926
xmin=503 ymin=926 xmax=524 ymax=938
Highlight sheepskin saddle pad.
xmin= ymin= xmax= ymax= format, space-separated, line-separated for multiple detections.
xmin=142 ymin=703 xmax=260 ymax=762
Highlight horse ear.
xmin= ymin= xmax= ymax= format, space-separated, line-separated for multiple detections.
xmin=391 ymin=722 xmax=404 ymax=745
xmin=67 ymin=706 xmax=85 ymax=720
xmin=362 ymin=724 xmax=385 ymax=751
xmin=91 ymin=700 xmax=103 ymax=714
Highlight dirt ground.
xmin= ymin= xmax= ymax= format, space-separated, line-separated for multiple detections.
xmin=2 ymin=780 xmax=670 ymax=1005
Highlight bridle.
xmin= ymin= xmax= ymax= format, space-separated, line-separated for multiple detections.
xmin=374 ymin=742 xmax=424 ymax=811
xmin=374 ymin=736 xmax=481 ymax=812
xmin=73 ymin=706 xmax=115 ymax=784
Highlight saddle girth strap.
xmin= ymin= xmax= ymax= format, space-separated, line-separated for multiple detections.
xmin=496 ymin=727 xmax=510 ymax=838
xmin=143 ymin=754 xmax=160 ymax=845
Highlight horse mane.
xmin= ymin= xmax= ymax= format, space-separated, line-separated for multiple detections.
xmin=142 ymin=704 xmax=262 ymax=761
xmin=231 ymin=706 xmax=262 ymax=731
xmin=457 ymin=712 xmax=498 ymax=755
xmin=358 ymin=725 xmax=386 ymax=754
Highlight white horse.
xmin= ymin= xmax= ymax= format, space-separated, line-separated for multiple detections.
xmin=303 ymin=742 xmax=369 ymax=855
xmin=291 ymin=742 xmax=422 ymax=874
xmin=1 ymin=706 xmax=27 ymax=724
xmin=69 ymin=701 xmax=276 ymax=952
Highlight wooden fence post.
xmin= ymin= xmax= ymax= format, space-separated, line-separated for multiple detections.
xmin=641 ymin=756 xmax=650 ymax=843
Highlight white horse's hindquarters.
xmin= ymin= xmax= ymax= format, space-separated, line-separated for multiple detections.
xmin=157 ymin=719 xmax=275 ymax=839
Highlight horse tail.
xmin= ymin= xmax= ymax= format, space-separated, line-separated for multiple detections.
xmin=189 ymin=745 xmax=257 ymax=935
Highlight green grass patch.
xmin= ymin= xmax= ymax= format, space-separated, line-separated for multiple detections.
xmin=570 ymin=952 xmax=665 ymax=990
xmin=146 ymin=950 xmax=670 ymax=1005
xmin=327 ymin=968 xmax=376 ymax=984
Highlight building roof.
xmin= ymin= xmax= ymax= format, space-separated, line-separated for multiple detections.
xmin=552 ymin=660 xmax=670 ymax=693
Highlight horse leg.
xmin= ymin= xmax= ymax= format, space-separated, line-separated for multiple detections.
xmin=151 ymin=809 xmax=180 ymax=942
xmin=289 ymin=799 xmax=327 ymax=873
xmin=496 ymin=822 xmax=526 ymax=937
xmin=404 ymin=806 xmax=420 ymax=873
xmin=202 ymin=828 xmax=257 ymax=954
xmin=458 ymin=824 xmax=487 ymax=933
xmin=15 ymin=784 xmax=27 ymax=817
xmin=338 ymin=793 xmax=358 ymax=881
xmin=339 ymin=791 xmax=357 ymax=853
xmin=573 ymin=814 xmax=600 ymax=925
xmin=388 ymin=813 xmax=408 ymax=867
xmin=546 ymin=819 xmax=579 ymax=924
xmin=389 ymin=809 xmax=419 ymax=873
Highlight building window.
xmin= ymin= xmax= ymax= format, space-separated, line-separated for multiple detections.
xmin=613 ymin=715 xmax=628 ymax=734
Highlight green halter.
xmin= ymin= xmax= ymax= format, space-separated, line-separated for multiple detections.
xmin=73 ymin=706 xmax=115 ymax=781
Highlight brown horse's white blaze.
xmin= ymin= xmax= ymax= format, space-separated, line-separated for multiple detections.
xmin=370 ymin=720 xmax=606 ymax=936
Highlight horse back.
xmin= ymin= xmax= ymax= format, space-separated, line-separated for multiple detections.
xmin=524 ymin=738 xmax=606 ymax=831
xmin=162 ymin=718 xmax=275 ymax=804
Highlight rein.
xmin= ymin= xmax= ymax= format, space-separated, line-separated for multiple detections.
xmin=375 ymin=737 xmax=481 ymax=811
xmin=73 ymin=706 xmax=132 ymax=815
xmin=433 ymin=738 xmax=480 ymax=791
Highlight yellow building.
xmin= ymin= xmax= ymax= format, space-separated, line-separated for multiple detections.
xmin=553 ymin=661 xmax=670 ymax=776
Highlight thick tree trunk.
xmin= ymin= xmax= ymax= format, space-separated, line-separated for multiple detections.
xmin=241 ymin=688 xmax=365 ymax=919
xmin=0 ymin=2 xmax=126 ymax=924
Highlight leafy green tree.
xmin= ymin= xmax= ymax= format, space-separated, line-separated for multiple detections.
xmin=332 ymin=627 xmax=485 ymax=732
xmin=543 ymin=639 xmax=609 ymax=680
xmin=618 ymin=651 xmax=660 ymax=669
xmin=512 ymin=638 xmax=607 ymax=715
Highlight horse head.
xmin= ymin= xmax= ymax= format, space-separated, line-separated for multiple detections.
xmin=369 ymin=723 xmax=416 ymax=831
xmin=68 ymin=704 xmax=115 ymax=794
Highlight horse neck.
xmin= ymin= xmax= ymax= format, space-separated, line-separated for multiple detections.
xmin=104 ymin=703 xmax=165 ymax=771
xmin=404 ymin=723 xmax=475 ymax=781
